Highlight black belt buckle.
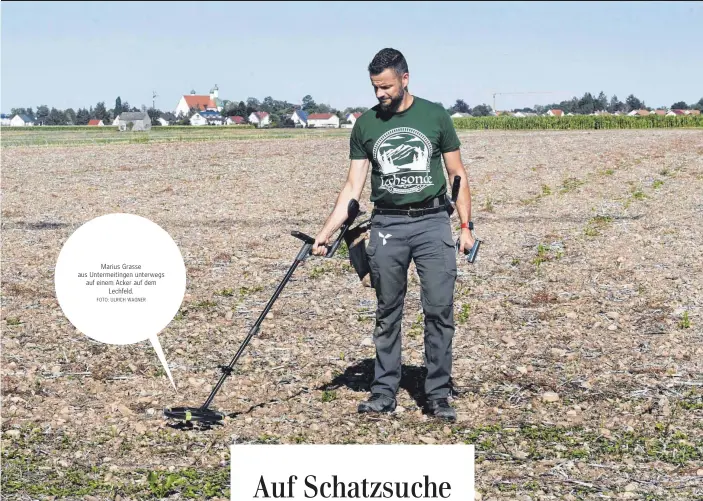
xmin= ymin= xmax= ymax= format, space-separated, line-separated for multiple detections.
xmin=408 ymin=207 xmax=423 ymax=217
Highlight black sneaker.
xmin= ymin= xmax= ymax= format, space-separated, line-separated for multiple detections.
xmin=427 ymin=398 xmax=456 ymax=422
xmin=357 ymin=393 xmax=397 ymax=414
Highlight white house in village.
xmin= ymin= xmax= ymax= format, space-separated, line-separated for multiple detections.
xmin=11 ymin=114 xmax=35 ymax=126
xmin=190 ymin=113 xmax=208 ymax=126
xmin=291 ymin=110 xmax=308 ymax=127
xmin=1 ymin=114 xmax=12 ymax=126
xmin=157 ymin=117 xmax=170 ymax=126
xmin=451 ymin=112 xmax=471 ymax=118
xmin=248 ymin=111 xmax=270 ymax=128
xmin=307 ymin=113 xmax=340 ymax=128
xmin=175 ymin=85 xmax=223 ymax=117
xmin=346 ymin=112 xmax=363 ymax=125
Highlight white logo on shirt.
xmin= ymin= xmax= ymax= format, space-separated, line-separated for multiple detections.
xmin=379 ymin=232 xmax=392 ymax=245
xmin=372 ymin=127 xmax=434 ymax=195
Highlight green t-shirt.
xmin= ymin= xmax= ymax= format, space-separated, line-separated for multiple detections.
xmin=349 ymin=96 xmax=461 ymax=206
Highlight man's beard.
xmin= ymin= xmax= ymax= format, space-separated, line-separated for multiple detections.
xmin=379 ymin=87 xmax=405 ymax=112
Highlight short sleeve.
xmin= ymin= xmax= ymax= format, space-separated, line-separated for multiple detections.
xmin=349 ymin=120 xmax=368 ymax=160
xmin=439 ymin=111 xmax=461 ymax=153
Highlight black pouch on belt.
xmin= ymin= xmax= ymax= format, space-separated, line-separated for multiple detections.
xmin=343 ymin=220 xmax=371 ymax=280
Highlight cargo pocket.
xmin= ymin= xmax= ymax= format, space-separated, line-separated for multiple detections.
xmin=441 ymin=233 xmax=458 ymax=278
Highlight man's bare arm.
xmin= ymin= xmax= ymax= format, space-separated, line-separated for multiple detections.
xmin=443 ymin=149 xmax=474 ymax=252
xmin=312 ymin=158 xmax=369 ymax=255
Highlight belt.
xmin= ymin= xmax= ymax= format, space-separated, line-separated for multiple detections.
xmin=372 ymin=195 xmax=450 ymax=217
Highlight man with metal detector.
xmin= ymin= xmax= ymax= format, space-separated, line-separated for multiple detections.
xmin=312 ymin=48 xmax=474 ymax=422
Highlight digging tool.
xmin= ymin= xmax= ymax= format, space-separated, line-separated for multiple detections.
xmin=164 ymin=199 xmax=361 ymax=425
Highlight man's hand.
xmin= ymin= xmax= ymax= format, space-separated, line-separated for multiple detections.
xmin=311 ymin=230 xmax=331 ymax=256
xmin=458 ymin=228 xmax=475 ymax=254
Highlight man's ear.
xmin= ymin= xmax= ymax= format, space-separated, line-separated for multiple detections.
xmin=401 ymin=72 xmax=409 ymax=91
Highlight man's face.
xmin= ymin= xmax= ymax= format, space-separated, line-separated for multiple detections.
xmin=370 ymin=68 xmax=409 ymax=112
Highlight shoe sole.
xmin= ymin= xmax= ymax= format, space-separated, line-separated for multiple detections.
xmin=358 ymin=407 xmax=396 ymax=414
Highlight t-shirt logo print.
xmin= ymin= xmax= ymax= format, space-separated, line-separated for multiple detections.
xmin=373 ymin=127 xmax=433 ymax=195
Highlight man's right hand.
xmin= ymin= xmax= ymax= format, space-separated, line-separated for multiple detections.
xmin=311 ymin=231 xmax=330 ymax=256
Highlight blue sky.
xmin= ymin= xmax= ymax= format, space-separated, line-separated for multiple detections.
xmin=2 ymin=1 xmax=702 ymax=113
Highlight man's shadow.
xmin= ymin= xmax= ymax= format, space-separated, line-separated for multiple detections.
xmin=318 ymin=358 xmax=457 ymax=409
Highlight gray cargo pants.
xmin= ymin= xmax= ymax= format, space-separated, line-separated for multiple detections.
xmin=366 ymin=209 xmax=457 ymax=401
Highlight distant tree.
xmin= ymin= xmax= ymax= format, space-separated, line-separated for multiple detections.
xmin=147 ymin=107 xmax=162 ymax=125
xmin=577 ymin=92 xmax=595 ymax=114
xmin=76 ymin=108 xmax=90 ymax=125
xmin=608 ymin=95 xmax=624 ymax=113
xmin=693 ymin=98 xmax=703 ymax=112
xmin=10 ymin=107 xmax=34 ymax=118
xmin=450 ymin=99 xmax=471 ymax=114
xmin=625 ymin=94 xmax=644 ymax=112
xmin=342 ymin=106 xmax=369 ymax=116
xmin=471 ymin=104 xmax=493 ymax=116
xmin=42 ymin=108 xmax=64 ymax=125
xmin=671 ymin=101 xmax=688 ymax=110
xmin=596 ymin=91 xmax=608 ymax=111
xmin=114 ymin=97 xmax=123 ymax=117
xmin=64 ymin=108 xmax=77 ymax=124
xmin=121 ymin=101 xmax=130 ymax=113
xmin=236 ymin=101 xmax=247 ymax=118
xmin=262 ymin=96 xmax=275 ymax=113
xmin=246 ymin=97 xmax=261 ymax=109
xmin=94 ymin=102 xmax=110 ymax=122
xmin=35 ymin=105 xmax=50 ymax=124
xmin=302 ymin=95 xmax=316 ymax=112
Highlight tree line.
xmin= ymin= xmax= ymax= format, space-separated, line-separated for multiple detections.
xmin=9 ymin=94 xmax=370 ymax=126
xmin=9 ymin=91 xmax=703 ymax=126
xmin=447 ymin=92 xmax=703 ymax=116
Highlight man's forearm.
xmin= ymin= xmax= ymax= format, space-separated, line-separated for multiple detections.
xmin=320 ymin=181 xmax=357 ymax=238
xmin=457 ymin=182 xmax=472 ymax=226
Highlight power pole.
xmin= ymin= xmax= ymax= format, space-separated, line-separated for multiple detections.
xmin=152 ymin=91 xmax=158 ymax=110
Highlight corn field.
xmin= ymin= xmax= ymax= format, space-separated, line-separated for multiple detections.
xmin=453 ymin=115 xmax=703 ymax=130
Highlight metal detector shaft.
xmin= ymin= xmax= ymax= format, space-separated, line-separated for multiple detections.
xmin=201 ymin=243 xmax=311 ymax=410
xmin=198 ymin=199 xmax=360 ymax=411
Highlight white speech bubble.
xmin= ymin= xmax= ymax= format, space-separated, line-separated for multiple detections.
xmin=54 ymin=213 xmax=186 ymax=389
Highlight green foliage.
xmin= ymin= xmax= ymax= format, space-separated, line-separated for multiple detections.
xmin=148 ymin=471 xmax=186 ymax=497
xmin=321 ymin=390 xmax=337 ymax=403
xmin=408 ymin=312 xmax=424 ymax=338
xmin=453 ymin=115 xmax=703 ymax=130
xmin=336 ymin=241 xmax=349 ymax=258
xmin=457 ymin=303 xmax=471 ymax=324
xmin=631 ymin=189 xmax=647 ymax=200
xmin=679 ymin=311 xmax=690 ymax=329
xmin=6 ymin=317 xmax=22 ymax=325
xmin=584 ymin=215 xmax=613 ymax=237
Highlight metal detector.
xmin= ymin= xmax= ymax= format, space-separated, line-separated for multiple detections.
xmin=164 ymin=199 xmax=361 ymax=425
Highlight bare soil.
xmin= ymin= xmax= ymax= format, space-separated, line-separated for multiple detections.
xmin=2 ymin=129 xmax=702 ymax=500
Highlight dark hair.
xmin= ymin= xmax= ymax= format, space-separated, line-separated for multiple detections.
xmin=368 ymin=48 xmax=408 ymax=77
